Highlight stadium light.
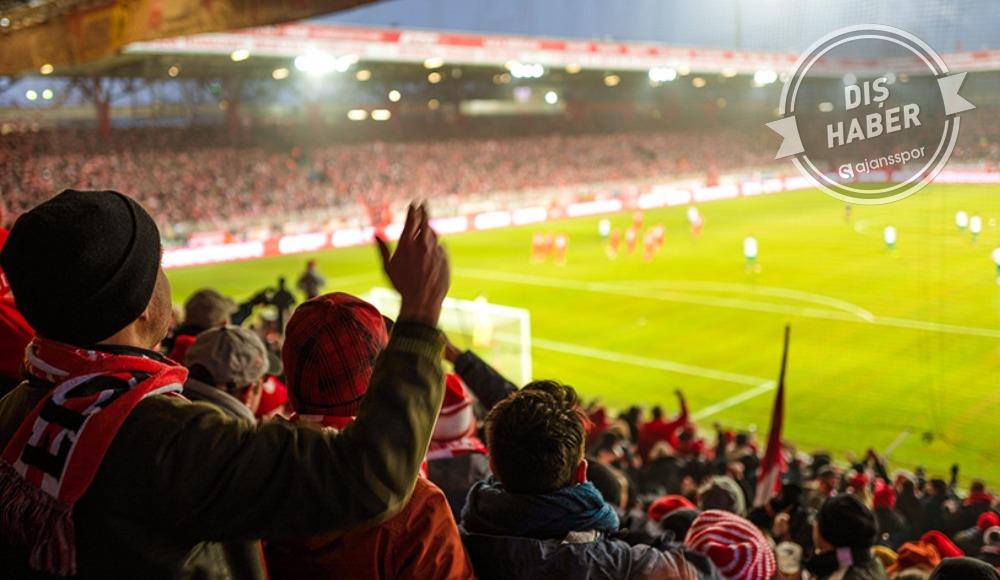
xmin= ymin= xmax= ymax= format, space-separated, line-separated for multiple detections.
xmin=692 ymin=77 xmax=706 ymax=88
xmin=294 ymin=52 xmax=355 ymax=76
xmin=25 ymin=89 xmax=37 ymax=101
xmin=347 ymin=109 xmax=368 ymax=121
xmin=39 ymin=63 xmax=54 ymax=75
xmin=603 ymin=74 xmax=620 ymax=87
xmin=42 ymin=89 xmax=53 ymax=100
xmin=272 ymin=67 xmax=289 ymax=80
xmin=565 ymin=63 xmax=582 ymax=74
xmin=355 ymin=69 xmax=371 ymax=81
xmin=371 ymin=109 xmax=392 ymax=121
xmin=168 ymin=65 xmax=180 ymax=78
xmin=427 ymin=72 xmax=442 ymax=84
xmin=423 ymin=57 xmax=445 ymax=69
xmin=753 ymin=70 xmax=778 ymax=86
xmin=428 ymin=98 xmax=441 ymax=110
xmin=508 ymin=62 xmax=544 ymax=79
xmin=0 ymin=17 xmax=10 ymax=28
xmin=230 ymin=49 xmax=250 ymax=62
xmin=544 ymin=91 xmax=559 ymax=105
xmin=388 ymin=89 xmax=401 ymax=102
xmin=648 ymin=67 xmax=677 ymax=82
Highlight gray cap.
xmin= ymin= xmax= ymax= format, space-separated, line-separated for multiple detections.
xmin=184 ymin=288 xmax=237 ymax=329
xmin=184 ymin=325 xmax=268 ymax=387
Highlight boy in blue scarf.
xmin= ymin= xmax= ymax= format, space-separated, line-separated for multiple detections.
xmin=460 ymin=380 xmax=721 ymax=580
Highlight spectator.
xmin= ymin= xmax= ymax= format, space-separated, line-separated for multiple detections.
xmin=683 ymin=509 xmax=777 ymax=580
xmin=0 ymin=226 xmax=32 ymax=397
xmin=426 ymin=374 xmax=490 ymax=518
xmin=297 ymin=259 xmax=327 ymax=299
xmin=804 ymin=494 xmax=886 ymax=579
xmin=256 ymin=374 xmax=291 ymax=421
xmin=637 ymin=389 xmax=689 ymax=461
xmin=182 ymin=325 xmax=269 ymax=422
xmin=951 ymin=481 xmax=996 ymax=532
xmin=874 ymin=479 xmax=908 ymax=547
xmin=929 ymin=557 xmax=1000 ymax=580
xmin=164 ymin=288 xmax=253 ymax=361
xmin=979 ymin=525 xmax=1000 ymax=567
xmin=886 ymin=542 xmax=942 ymax=578
xmin=460 ymin=380 xmax=718 ymax=579
xmin=698 ymin=475 xmax=747 ymax=517
xmin=0 ymin=193 xmax=449 ymax=577
xmin=266 ymin=290 xmax=473 ymax=580
xmin=922 ymin=479 xmax=951 ymax=535
xmin=648 ymin=495 xmax=697 ymax=524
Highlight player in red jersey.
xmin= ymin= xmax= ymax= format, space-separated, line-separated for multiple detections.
xmin=607 ymin=228 xmax=621 ymax=259
xmin=531 ymin=231 xmax=552 ymax=262
xmin=553 ymin=233 xmax=568 ymax=265
xmin=625 ymin=227 xmax=638 ymax=254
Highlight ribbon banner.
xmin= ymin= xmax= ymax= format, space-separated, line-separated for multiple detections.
xmin=766 ymin=25 xmax=977 ymax=205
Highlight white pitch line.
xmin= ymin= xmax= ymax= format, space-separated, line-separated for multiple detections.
xmin=531 ymin=336 xmax=770 ymax=386
xmin=691 ymin=381 xmax=777 ymax=421
xmin=530 ymin=336 xmax=776 ymax=420
xmin=458 ymin=268 xmax=1000 ymax=339
xmin=618 ymin=279 xmax=875 ymax=322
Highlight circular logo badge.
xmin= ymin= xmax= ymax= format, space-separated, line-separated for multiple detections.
xmin=767 ymin=25 xmax=976 ymax=205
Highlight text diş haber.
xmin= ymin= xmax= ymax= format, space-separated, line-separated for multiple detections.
xmin=826 ymin=77 xmax=921 ymax=149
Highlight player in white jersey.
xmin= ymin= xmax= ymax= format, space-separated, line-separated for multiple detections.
xmin=743 ymin=236 xmax=760 ymax=273
xmin=687 ymin=206 xmax=704 ymax=237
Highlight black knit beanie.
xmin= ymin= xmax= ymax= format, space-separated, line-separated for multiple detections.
xmin=817 ymin=494 xmax=878 ymax=549
xmin=0 ymin=190 xmax=162 ymax=346
xmin=930 ymin=557 xmax=1000 ymax=580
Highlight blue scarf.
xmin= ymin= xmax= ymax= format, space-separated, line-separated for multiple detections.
xmin=461 ymin=478 xmax=620 ymax=540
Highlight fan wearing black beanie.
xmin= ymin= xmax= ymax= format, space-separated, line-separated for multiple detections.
xmin=0 ymin=192 xmax=452 ymax=579
xmin=804 ymin=494 xmax=887 ymax=579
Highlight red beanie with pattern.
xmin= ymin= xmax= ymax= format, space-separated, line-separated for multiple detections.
xmin=282 ymin=293 xmax=388 ymax=416
xmin=685 ymin=510 xmax=776 ymax=580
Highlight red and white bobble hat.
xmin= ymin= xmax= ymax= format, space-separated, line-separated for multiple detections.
xmin=684 ymin=510 xmax=776 ymax=580
xmin=432 ymin=374 xmax=475 ymax=442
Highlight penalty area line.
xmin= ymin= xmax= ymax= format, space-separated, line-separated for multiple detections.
xmin=530 ymin=336 xmax=776 ymax=420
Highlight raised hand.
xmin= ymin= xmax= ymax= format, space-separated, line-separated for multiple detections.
xmin=375 ymin=203 xmax=451 ymax=327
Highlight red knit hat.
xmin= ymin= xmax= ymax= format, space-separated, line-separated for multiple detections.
xmin=257 ymin=375 xmax=290 ymax=418
xmin=685 ymin=510 xmax=776 ymax=580
xmin=282 ymin=293 xmax=389 ymax=416
xmin=874 ymin=479 xmax=896 ymax=510
xmin=648 ymin=495 xmax=697 ymax=522
xmin=432 ymin=374 xmax=475 ymax=442
xmin=920 ymin=530 xmax=964 ymax=558
xmin=978 ymin=512 xmax=1000 ymax=532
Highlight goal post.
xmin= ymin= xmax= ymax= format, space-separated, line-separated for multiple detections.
xmin=364 ymin=287 xmax=532 ymax=386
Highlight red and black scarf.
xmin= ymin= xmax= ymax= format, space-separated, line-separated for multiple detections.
xmin=0 ymin=337 xmax=187 ymax=576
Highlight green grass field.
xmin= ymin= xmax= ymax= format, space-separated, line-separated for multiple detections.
xmin=167 ymin=184 xmax=1000 ymax=486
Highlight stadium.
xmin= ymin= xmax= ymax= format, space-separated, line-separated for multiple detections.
xmin=0 ymin=1 xmax=999 ymax=578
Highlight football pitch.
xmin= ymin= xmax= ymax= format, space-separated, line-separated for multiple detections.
xmin=167 ymin=184 xmax=1000 ymax=486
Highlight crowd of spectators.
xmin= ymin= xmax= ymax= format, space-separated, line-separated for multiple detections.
xmin=1 ymin=189 xmax=997 ymax=579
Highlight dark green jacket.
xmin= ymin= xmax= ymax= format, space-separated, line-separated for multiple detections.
xmin=0 ymin=321 xmax=445 ymax=579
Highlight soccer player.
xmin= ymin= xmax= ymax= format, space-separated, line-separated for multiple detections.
xmin=956 ymin=210 xmax=969 ymax=231
xmin=651 ymin=224 xmax=665 ymax=250
xmin=743 ymin=236 xmax=760 ymax=273
xmin=632 ymin=210 xmax=644 ymax=231
xmin=472 ymin=295 xmax=495 ymax=349
xmin=607 ymin=228 xmax=621 ymax=259
xmin=883 ymin=225 xmax=897 ymax=251
xmin=687 ymin=206 xmax=704 ymax=237
xmin=625 ymin=227 xmax=638 ymax=254
xmin=642 ymin=229 xmax=657 ymax=262
xmin=553 ymin=233 xmax=568 ymax=265
xmin=598 ymin=218 xmax=612 ymax=238
xmin=531 ymin=231 xmax=551 ymax=262
xmin=970 ymin=215 xmax=983 ymax=243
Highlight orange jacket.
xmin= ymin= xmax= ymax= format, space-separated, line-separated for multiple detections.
xmin=266 ymin=476 xmax=475 ymax=580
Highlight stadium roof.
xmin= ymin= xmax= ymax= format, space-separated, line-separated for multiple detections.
xmin=36 ymin=22 xmax=1000 ymax=81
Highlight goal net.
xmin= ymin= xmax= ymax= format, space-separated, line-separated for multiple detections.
xmin=364 ymin=287 xmax=532 ymax=386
